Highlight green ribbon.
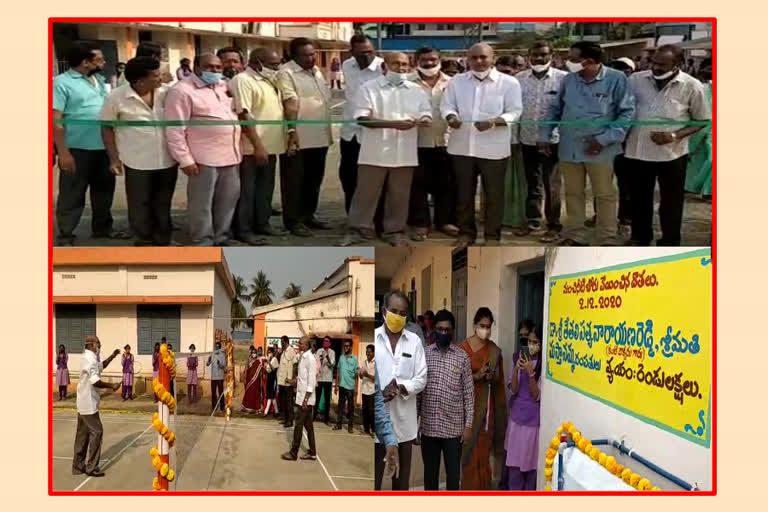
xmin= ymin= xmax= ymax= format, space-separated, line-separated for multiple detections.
xmin=52 ymin=118 xmax=712 ymax=127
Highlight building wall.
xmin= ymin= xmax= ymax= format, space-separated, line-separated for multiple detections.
xmin=54 ymin=265 xmax=215 ymax=297
xmin=54 ymin=303 xmax=213 ymax=382
xmin=213 ymin=273 xmax=232 ymax=337
xmin=350 ymin=261 xmax=375 ymax=319
xmin=537 ymin=247 xmax=712 ymax=491
xmin=263 ymin=293 xmax=350 ymax=340
xmin=390 ymin=248 xmax=453 ymax=312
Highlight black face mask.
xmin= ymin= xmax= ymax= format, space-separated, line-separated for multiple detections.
xmin=519 ymin=336 xmax=528 ymax=347
xmin=436 ymin=332 xmax=453 ymax=347
xmin=223 ymin=68 xmax=238 ymax=79
xmin=355 ymin=54 xmax=373 ymax=69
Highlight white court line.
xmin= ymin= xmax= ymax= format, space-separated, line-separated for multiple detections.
xmin=53 ymin=456 xmax=112 ymax=463
xmin=72 ymin=423 xmax=154 ymax=492
xmin=330 ymin=101 xmax=346 ymax=110
xmin=330 ymin=475 xmax=375 ymax=481
xmin=302 ymin=430 xmax=338 ymax=491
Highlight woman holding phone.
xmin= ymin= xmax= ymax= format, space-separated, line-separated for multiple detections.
xmin=501 ymin=324 xmax=542 ymax=490
xmin=458 ymin=307 xmax=508 ymax=490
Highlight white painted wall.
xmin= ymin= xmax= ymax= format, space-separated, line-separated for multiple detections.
xmin=264 ymin=293 xmax=350 ymax=339
xmin=538 ymin=247 xmax=712 ymax=491
xmin=213 ymin=273 xmax=232 ymax=335
xmin=350 ymin=261 xmax=375 ymax=318
xmin=390 ymin=248 xmax=453 ymax=312
xmin=53 ymin=265 xmax=215 ymax=297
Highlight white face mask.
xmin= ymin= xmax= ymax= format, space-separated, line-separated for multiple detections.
xmin=566 ymin=61 xmax=584 ymax=73
xmin=418 ymin=64 xmax=441 ymax=77
xmin=386 ymin=71 xmax=408 ymax=85
xmin=471 ymin=68 xmax=491 ymax=80
xmin=475 ymin=327 xmax=491 ymax=340
xmin=653 ymin=69 xmax=677 ymax=81
xmin=531 ymin=62 xmax=551 ymax=73
xmin=528 ymin=343 xmax=541 ymax=356
xmin=259 ymin=67 xmax=277 ymax=80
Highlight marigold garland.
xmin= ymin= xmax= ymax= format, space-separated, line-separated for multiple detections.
xmin=149 ymin=344 xmax=177 ymax=491
xmin=544 ymin=421 xmax=661 ymax=492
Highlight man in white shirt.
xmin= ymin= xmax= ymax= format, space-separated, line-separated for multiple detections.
xmin=277 ymin=335 xmax=298 ymax=428
xmin=624 ymin=45 xmax=711 ymax=246
xmin=513 ymin=41 xmax=567 ymax=240
xmin=441 ymin=43 xmax=523 ymax=247
xmin=375 ymin=290 xmax=427 ymax=490
xmin=101 ymin=57 xmax=178 ymax=247
xmin=282 ymin=336 xmax=318 ymax=461
xmin=314 ymin=336 xmax=336 ymax=425
xmin=407 ymin=47 xmax=459 ymax=241
xmin=341 ymin=52 xmax=432 ymax=247
xmin=339 ymin=35 xmax=384 ymax=213
xmin=275 ymin=38 xmax=333 ymax=237
xmin=73 ymin=336 xmax=121 ymax=477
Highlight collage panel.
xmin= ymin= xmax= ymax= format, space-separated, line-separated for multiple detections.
xmin=51 ymin=247 xmax=375 ymax=492
xmin=374 ymin=246 xmax=712 ymax=492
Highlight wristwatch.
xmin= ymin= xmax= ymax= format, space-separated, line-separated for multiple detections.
xmin=670 ymin=132 xmax=678 ymax=141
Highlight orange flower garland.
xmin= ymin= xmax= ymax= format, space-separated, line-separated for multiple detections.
xmin=149 ymin=344 xmax=177 ymax=491
xmin=544 ymin=422 xmax=661 ymax=491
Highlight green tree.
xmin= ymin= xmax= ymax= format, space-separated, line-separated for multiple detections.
xmin=248 ymin=271 xmax=274 ymax=310
xmin=283 ymin=282 xmax=302 ymax=300
xmin=230 ymin=275 xmax=249 ymax=331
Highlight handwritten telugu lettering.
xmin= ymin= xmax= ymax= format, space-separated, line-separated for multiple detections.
xmin=548 ymin=340 xmax=602 ymax=374
xmin=604 ymin=357 xmax=703 ymax=405
xmin=561 ymin=269 xmax=660 ymax=296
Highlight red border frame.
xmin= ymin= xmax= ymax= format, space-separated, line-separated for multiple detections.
xmin=48 ymin=17 xmax=716 ymax=496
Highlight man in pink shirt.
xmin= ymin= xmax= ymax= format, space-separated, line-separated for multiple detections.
xmin=165 ymin=53 xmax=242 ymax=246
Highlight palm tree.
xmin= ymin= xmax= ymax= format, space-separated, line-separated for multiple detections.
xmin=248 ymin=271 xmax=274 ymax=310
xmin=231 ymin=275 xmax=249 ymax=331
xmin=283 ymin=282 xmax=302 ymax=300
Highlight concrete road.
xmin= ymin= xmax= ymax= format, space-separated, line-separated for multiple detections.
xmin=52 ymin=409 xmax=373 ymax=492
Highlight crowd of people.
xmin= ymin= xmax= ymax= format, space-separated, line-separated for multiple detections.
xmin=52 ymin=34 xmax=712 ymax=248
xmin=375 ymin=290 xmax=545 ymax=491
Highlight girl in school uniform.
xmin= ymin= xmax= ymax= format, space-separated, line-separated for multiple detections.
xmin=187 ymin=344 xmax=199 ymax=403
xmin=121 ymin=344 xmax=135 ymax=400
xmin=56 ymin=344 xmax=70 ymax=400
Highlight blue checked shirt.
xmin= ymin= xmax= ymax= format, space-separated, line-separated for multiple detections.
xmin=539 ymin=66 xmax=636 ymax=163
xmin=374 ymin=371 xmax=398 ymax=447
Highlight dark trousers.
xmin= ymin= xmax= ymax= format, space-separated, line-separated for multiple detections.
xmin=290 ymin=405 xmax=316 ymax=457
xmin=121 ymin=383 xmax=133 ymax=399
xmin=505 ymin=466 xmax=537 ymax=490
xmin=187 ymin=384 xmax=198 ymax=403
xmin=279 ymin=384 xmax=295 ymax=423
xmin=124 ymin=165 xmax=178 ymax=245
xmin=73 ymin=412 xmax=103 ymax=473
xmin=453 ymin=155 xmax=509 ymax=241
xmin=628 ymin=155 xmax=688 ymax=246
xmin=339 ymin=138 xmax=361 ymax=213
xmin=521 ymin=144 xmax=561 ymax=230
xmin=279 ymin=147 xmax=328 ymax=229
xmin=421 ymin=435 xmax=462 ymax=490
xmin=235 ymin=155 xmax=277 ymax=237
xmin=314 ymin=381 xmax=333 ymax=422
xmin=408 ymin=147 xmax=456 ymax=228
xmin=361 ymin=393 xmax=374 ymax=434
xmin=58 ymin=385 xmax=67 ymax=399
xmin=211 ymin=379 xmax=224 ymax=411
xmin=375 ymin=440 xmax=413 ymax=491
xmin=336 ymin=386 xmax=354 ymax=428
xmin=56 ymin=149 xmax=115 ymax=243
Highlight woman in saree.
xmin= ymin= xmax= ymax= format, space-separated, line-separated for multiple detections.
xmin=458 ymin=307 xmax=508 ymax=490
xmin=242 ymin=346 xmax=265 ymax=413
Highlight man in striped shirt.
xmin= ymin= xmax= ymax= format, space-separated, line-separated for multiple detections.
xmin=418 ymin=309 xmax=474 ymax=490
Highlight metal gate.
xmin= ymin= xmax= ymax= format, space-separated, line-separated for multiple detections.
xmin=451 ymin=248 xmax=468 ymax=341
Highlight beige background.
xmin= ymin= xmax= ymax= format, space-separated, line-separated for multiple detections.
xmin=3 ymin=3 xmax=757 ymax=507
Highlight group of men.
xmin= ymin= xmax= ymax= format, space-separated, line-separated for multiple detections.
xmin=53 ymin=35 xmax=711 ymax=249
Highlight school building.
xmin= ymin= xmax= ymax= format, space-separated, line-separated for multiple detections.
xmin=51 ymin=21 xmax=353 ymax=84
xmin=377 ymin=247 xmax=546 ymax=360
xmin=52 ymin=247 xmax=234 ymax=390
xmin=252 ymin=256 xmax=375 ymax=404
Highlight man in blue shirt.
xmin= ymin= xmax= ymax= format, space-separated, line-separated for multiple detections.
xmin=53 ymin=42 xmax=130 ymax=246
xmin=333 ymin=339 xmax=358 ymax=433
xmin=539 ymin=41 xmax=635 ymax=246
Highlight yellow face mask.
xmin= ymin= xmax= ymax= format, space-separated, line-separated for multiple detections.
xmin=385 ymin=310 xmax=406 ymax=333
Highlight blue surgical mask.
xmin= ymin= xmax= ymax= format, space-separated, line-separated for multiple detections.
xmin=200 ymin=71 xmax=223 ymax=85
